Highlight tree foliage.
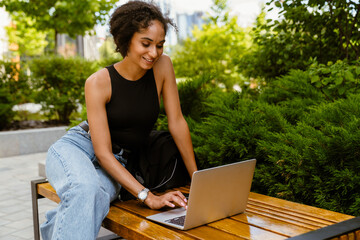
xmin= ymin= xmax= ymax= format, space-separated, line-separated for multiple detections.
xmin=5 ymin=12 xmax=49 ymax=57
xmin=245 ymin=0 xmax=360 ymax=79
xmin=1 ymin=0 xmax=117 ymax=50
xmin=172 ymin=0 xmax=252 ymax=91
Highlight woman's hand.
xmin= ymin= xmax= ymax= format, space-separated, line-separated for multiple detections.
xmin=144 ymin=191 xmax=188 ymax=210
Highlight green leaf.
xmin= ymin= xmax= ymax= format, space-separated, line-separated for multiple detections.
xmin=344 ymin=70 xmax=354 ymax=82
xmin=334 ymin=77 xmax=343 ymax=85
xmin=356 ymin=67 xmax=360 ymax=75
xmin=275 ymin=1 xmax=281 ymax=8
xmin=338 ymin=86 xmax=346 ymax=96
xmin=311 ymin=75 xmax=320 ymax=83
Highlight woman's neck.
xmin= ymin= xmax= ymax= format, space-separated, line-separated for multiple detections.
xmin=114 ymin=58 xmax=147 ymax=81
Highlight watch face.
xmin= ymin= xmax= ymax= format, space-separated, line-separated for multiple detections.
xmin=139 ymin=191 xmax=147 ymax=200
xmin=138 ymin=189 xmax=149 ymax=201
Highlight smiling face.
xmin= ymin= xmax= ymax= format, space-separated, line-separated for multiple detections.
xmin=126 ymin=20 xmax=166 ymax=71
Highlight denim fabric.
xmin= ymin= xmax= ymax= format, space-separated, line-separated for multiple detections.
xmin=40 ymin=122 xmax=127 ymax=240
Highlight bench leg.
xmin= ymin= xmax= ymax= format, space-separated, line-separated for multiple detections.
xmin=31 ymin=178 xmax=48 ymax=240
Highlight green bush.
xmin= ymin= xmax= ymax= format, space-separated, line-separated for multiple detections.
xmin=308 ymin=60 xmax=360 ymax=101
xmin=30 ymin=55 xmax=97 ymax=124
xmin=154 ymin=73 xmax=218 ymax=131
xmin=257 ymin=94 xmax=360 ymax=216
xmin=0 ymin=60 xmax=31 ymax=129
xmin=259 ymin=69 xmax=326 ymax=124
xmin=192 ymin=91 xmax=289 ymax=168
xmin=0 ymin=88 xmax=15 ymax=129
xmin=186 ymin=61 xmax=360 ymax=216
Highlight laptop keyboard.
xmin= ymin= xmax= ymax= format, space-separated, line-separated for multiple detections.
xmin=165 ymin=215 xmax=186 ymax=226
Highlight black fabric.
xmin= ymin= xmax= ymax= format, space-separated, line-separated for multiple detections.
xmin=105 ymin=65 xmax=159 ymax=151
xmin=119 ymin=130 xmax=196 ymax=201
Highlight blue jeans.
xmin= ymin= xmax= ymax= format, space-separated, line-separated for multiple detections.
xmin=40 ymin=122 xmax=127 ymax=240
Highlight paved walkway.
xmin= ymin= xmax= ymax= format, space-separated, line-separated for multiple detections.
xmin=0 ymin=152 xmax=121 ymax=240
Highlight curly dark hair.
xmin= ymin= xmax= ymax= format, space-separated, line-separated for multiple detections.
xmin=110 ymin=0 xmax=176 ymax=58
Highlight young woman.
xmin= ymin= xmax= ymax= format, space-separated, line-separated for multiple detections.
xmin=40 ymin=1 xmax=198 ymax=239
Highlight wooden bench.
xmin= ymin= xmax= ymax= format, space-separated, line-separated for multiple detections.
xmin=31 ymin=178 xmax=360 ymax=240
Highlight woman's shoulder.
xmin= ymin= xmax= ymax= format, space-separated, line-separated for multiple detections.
xmin=155 ymin=54 xmax=172 ymax=67
xmin=85 ymin=67 xmax=111 ymax=87
xmin=85 ymin=67 xmax=112 ymax=102
xmin=153 ymin=54 xmax=173 ymax=76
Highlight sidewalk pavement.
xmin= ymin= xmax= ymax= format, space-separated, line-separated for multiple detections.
xmin=0 ymin=152 xmax=121 ymax=240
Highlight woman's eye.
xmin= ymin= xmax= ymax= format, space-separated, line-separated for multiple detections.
xmin=157 ymin=45 xmax=164 ymax=49
xmin=142 ymin=43 xmax=150 ymax=47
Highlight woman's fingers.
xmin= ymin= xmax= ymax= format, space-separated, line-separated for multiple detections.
xmin=145 ymin=191 xmax=188 ymax=209
xmin=164 ymin=191 xmax=187 ymax=209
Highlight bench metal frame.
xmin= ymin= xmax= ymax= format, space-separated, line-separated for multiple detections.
xmin=31 ymin=178 xmax=48 ymax=240
xmin=287 ymin=216 xmax=360 ymax=240
xmin=31 ymin=178 xmax=122 ymax=240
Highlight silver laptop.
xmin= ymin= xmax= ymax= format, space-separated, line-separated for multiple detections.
xmin=146 ymin=159 xmax=256 ymax=230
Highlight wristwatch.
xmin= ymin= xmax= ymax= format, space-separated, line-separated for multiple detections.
xmin=137 ymin=188 xmax=149 ymax=202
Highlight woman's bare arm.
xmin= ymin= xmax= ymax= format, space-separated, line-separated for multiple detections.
xmin=154 ymin=55 xmax=198 ymax=178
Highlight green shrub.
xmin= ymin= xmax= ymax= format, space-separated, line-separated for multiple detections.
xmin=177 ymin=74 xmax=218 ymax=122
xmin=256 ymin=94 xmax=360 ymax=216
xmin=0 ymin=60 xmax=31 ymax=129
xmin=154 ymin=74 xmax=218 ymax=131
xmin=260 ymin=69 xmax=326 ymax=124
xmin=192 ymin=92 xmax=289 ymax=169
xmin=30 ymin=55 xmax=97 ymax=124
xmin=187 ymin=62 xmax=360 ymax=215
xmin=308 ymin=60 xmax=360 ymax=101
xmin=0 ymin=88 xmax=15 ymax=129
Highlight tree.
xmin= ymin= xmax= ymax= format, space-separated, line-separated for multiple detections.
xmin=5 ymin=12 xmax=49 ymax=57
xmin=172 ymin=0 xmax=252 ymax=91
xmin=245 ymin=0 xmax=360 ymax=80
xmin=0 ymin=0 xmax=117 ymax=51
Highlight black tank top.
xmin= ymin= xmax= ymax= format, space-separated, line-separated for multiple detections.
xmin=105 ymin=65 xmax=160 ymax=151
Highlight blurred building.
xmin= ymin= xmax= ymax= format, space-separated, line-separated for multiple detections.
xmin=176 ymin=11 xmax=204 ymax=41
xmin=56 ymin=34 xmax=99 ymax=60
xmin=155 ymin=0 xmax=205 ymax=42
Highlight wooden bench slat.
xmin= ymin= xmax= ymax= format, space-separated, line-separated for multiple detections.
xmin=173 ymin=185 xmax=191 ymax=194
xmin=103 ymin=205 xmax=196 ymax=240
xmin=246 ymin=207 xmax=323 ymax=230
xmin=232 ymin=211 xmax=312 ymax=237
xmin=186 ymin=226 xmax=247 ymax=240
xmin=37 ymin=183 xmax=60 ymax=203
xmin=247 ymin=204 xmax=328 ymax=228
xmin=112 ymin=199 xmax=161 ymax=217
xmin=112 ymin=199 xmax=248 ymax=239
xmin=208 ymin=218 xmax=287 ymax=240
xmin=249 ymin=192 xmax=353 ymax=223
xmin=248 ymin=200 xmax=335 ymax=225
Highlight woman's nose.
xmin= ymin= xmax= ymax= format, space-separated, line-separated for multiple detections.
xmin=148 ymin=46 xmax=158 ymax=58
